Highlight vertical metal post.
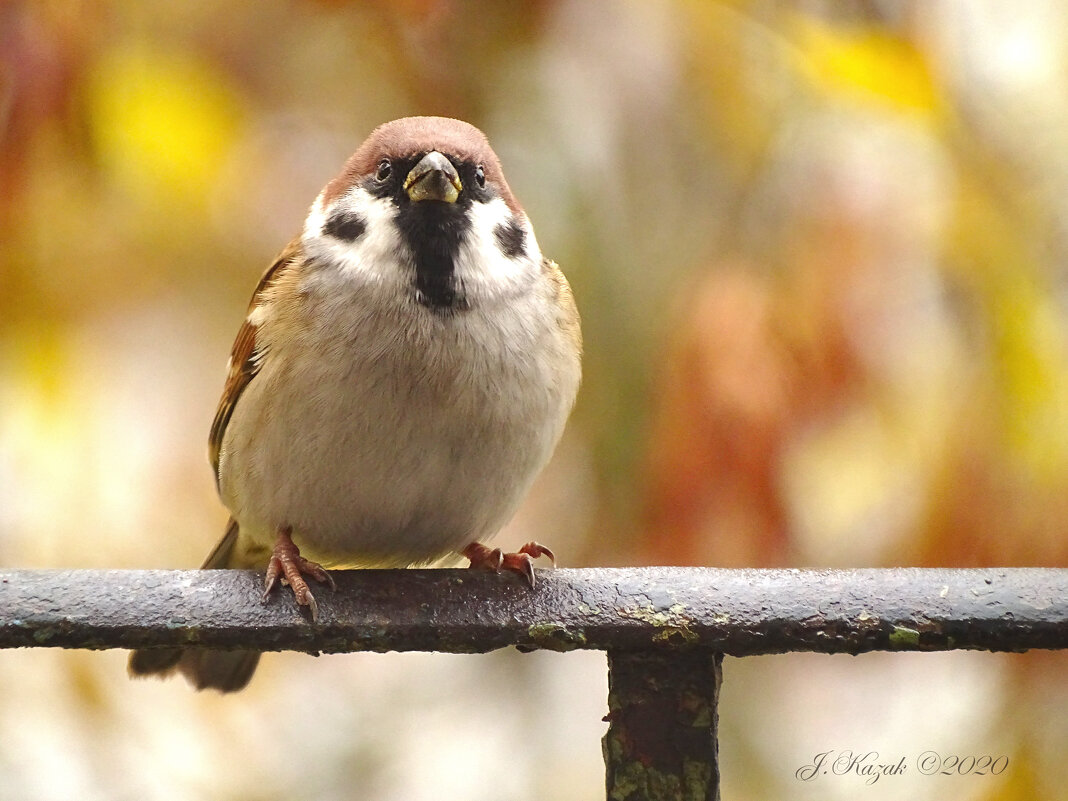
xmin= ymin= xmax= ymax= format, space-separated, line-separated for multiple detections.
xmin=603 ymin=650 xmax=723 ymax=801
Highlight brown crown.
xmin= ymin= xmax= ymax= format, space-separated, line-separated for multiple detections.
xmin=322 ymin=116 xmax=521 ymax=214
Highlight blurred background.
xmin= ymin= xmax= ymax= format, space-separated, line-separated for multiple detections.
xmin=1 ymin=1 xmax=1067 ymax=799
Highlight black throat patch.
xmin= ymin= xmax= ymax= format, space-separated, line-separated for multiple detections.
xmin=395 ymin=201 xmax=471 ymax=311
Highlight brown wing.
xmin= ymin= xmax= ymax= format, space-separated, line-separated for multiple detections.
xmin=542 ymin=258 xmax=582 ymax=356
xmin=208 ymin=238 xmax=303 ymax=486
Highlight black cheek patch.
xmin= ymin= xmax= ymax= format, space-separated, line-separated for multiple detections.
xmin=323 ymin=211 xmax=367 ymax=242
xmin=494 ymin=217 xmax=526 ymax=259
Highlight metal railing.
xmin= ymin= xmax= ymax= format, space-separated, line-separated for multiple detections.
xmin=2 ymin=566 xmax=1066 ymax=800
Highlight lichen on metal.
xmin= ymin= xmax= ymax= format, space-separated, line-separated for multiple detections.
xmin=526 ymin=622 xmax=587 ymax=651
xmin=888 ymin=626 xmax=922 ymax=649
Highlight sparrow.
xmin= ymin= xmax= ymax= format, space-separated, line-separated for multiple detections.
xmin=128 ymin=116 xmax=582 ymax=692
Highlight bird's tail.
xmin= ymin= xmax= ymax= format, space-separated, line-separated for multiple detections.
xmin=128 ymin=518 xmax=261 ymax=692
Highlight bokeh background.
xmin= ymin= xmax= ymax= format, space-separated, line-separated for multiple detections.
xmin=2 ymin=1 xmax=1067 ymax=799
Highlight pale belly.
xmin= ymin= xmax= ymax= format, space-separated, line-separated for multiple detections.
xmin=216 ymin=321 xmax=571 ymax=567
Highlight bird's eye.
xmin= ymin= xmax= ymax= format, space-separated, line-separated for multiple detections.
xmin=375 ymin=159 xmax=392 ymax=182
xmin=475 ymin=165 xmax=486 ymax=188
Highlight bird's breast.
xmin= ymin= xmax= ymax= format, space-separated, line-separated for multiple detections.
xmin=217 ymin=282 xmax=574 ymax=566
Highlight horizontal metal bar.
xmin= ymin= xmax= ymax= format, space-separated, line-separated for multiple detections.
xmin=1 ymin=567 xmax=1065 ymax=655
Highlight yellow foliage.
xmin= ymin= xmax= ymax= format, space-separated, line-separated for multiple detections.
xmin=84 ymin=43 xmax=245 ymax=208
xmin=789 ymin=15 xmax=941 ymax=113
xmin=991 ymin=278 xmax=1068 ymax=482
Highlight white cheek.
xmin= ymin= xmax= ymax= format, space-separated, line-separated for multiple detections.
xmin=302 ymin=188 xmax=406 ymax=283
xmin=456 ymin=198 xmax=543 ymax=300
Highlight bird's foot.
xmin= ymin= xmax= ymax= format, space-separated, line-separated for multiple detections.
xmin=263 ymin=527 xmax=336 ymax=621
xmin=462 ymin=541 xmax=556 ymax=587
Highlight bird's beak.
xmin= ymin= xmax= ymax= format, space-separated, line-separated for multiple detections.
xmin=404 ymin=151 xmax=462 ymax=203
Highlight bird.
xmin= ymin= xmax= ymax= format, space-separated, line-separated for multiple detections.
xmin=128 ymin=116 xmax=582 ymax=692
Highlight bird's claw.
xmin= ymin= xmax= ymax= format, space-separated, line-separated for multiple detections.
xmin=462 ymin=541 xmax=556 ymax=587
xmin=262 ymin=527 xmax=335 ymax=621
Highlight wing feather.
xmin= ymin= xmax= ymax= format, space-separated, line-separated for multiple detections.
xmin=208 ymin=239 xmax=303 ymax=485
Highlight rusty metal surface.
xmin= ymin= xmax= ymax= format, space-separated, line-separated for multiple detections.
xmin=604 ymin=650 xmax=723 ymax=801
xmin=0 ymin=567 xmax=1065 ymax=654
